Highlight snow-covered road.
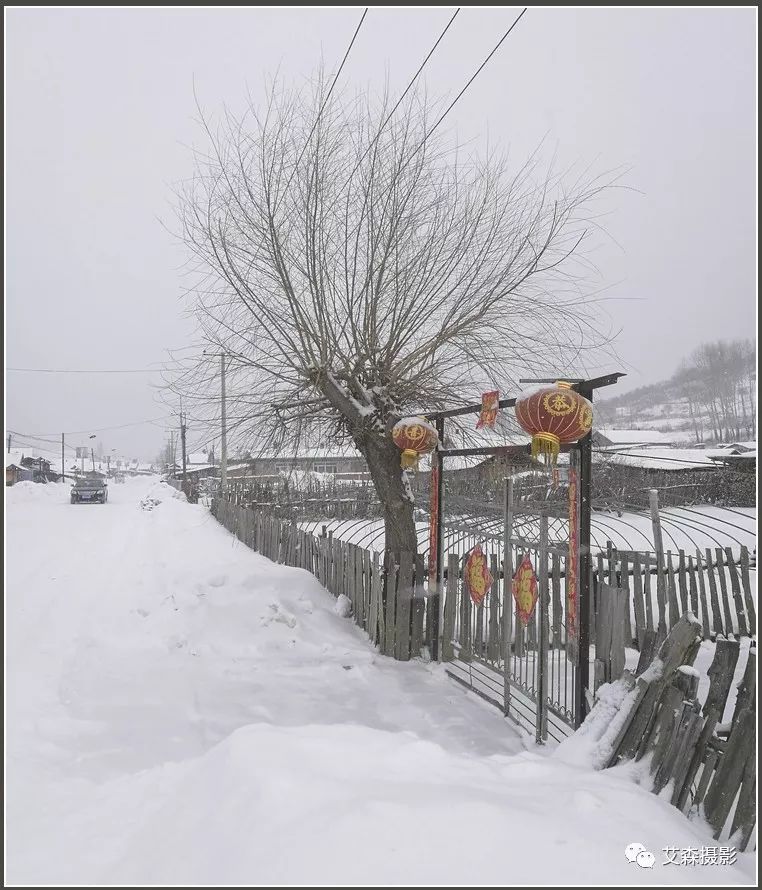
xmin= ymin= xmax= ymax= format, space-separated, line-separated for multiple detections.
xmin=5 ymin=478 xmax=754 ymax=883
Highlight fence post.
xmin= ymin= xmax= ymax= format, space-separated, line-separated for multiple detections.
xmin=575 ymin=431 xmax=592 ymax=726
xmin=649 ymin=489 xmax=668 ymax=644
xmin=502 ymin=477 xmax=514 ymax=718
xmin=536 ymin=512 xmax=549 ymax=744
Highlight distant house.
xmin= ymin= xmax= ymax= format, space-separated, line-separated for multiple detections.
xmin=225 ymin=446 xmax=369 ymax=481
xmin=593 ymin=429 xmax=678 ymax=449
xmin=708 ymin=450 xmax=756 ymax=474
xmin=20 ymin=455 xmax=61 ymax=483
xmin=5 ymin=450 xmax=33 ymax=486
xmin=593 ymin=446 xmax=717 ymax=473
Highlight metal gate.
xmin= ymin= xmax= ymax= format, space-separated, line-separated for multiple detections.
xmin=420 ymin=374 xmax=623 ymax=742
xmin=438 ymin=468 xmax=582 ymax=742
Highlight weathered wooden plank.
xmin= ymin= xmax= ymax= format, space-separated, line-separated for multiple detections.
xmin=724 ymin=547 xmax=748 ymax=637
xmin=362 ymin=548 xmax=372 ymax=632
xmin=666 ymin=553 xmax=680 ymax=628
xmin=595 ymin=581 xmax=614 ymax=688
xmin=686 ymin=554 xmax=698 ymax=616
xmin=647 ymin=669 xmax=699 ymax=778
xmin=730 ymin=751 xmax=756 ymax=852
xmin=395 ymin=551 xmax=414 ymax=661
xmin=677 ymin=550 xmax=689 ymax=614
xmin=714 ymin=547 xmax=735 ymax=636
xmin=620 ymin=553 xmax=633 ymax=647
xmin=354 ymin=545 xmax=365 ymax=627
xmin=612 ymin=615 xmax=703 ymax=765
xmin=410 ymin=554 xmax=426 ymax=658
xmin=666 ymin=709 xmax=704 ymax=805
xmin=610 ymin=586 xmax=627 ymax=680
xmin=692 ymin=750 xmax=718 ymax=811
xmin=703 ymin=637 xmax=740 ymax=722
xmin=383 ymin=551 xmax=397 ymax=657
xmin=676 ymin=710 xmax=719 ymax=812
xmin=731 ymin=648 xmax=756 ymax=728
xmin=693 ymin=551 xmax=711 ymax=640
xmin=442 ymin=554 xmax=458 ymax=662
xmin=704 ymin=549 xmax=724 ymax=637
xmin=642 ymin=555 xmax=654 ymax=633
xmin=634 ymin=628 xmax=657 ymax=676
xmin=632 ymin=554 xmax=646 ymax=650
xmin=367 ymin=551 xmax=379 ymax=646
xmin=704 ymin=708 xmax=756 ymax=838
xmin=739 ymin=546 xmax=757 ymax=637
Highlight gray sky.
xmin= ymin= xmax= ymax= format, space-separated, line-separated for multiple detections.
xmin=5 ymin=6 xmax=756 ymax=459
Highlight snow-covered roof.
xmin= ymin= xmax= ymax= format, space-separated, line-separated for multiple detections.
xmin=594 ymin=447 xmax=718 ymax=471
xmin=5 ymin=449 xmax=27 ymax=469
xmin=251 ymin=446 xmax=363 ymax=462
xmin=595 ymin=429 xmax=678 ymax=447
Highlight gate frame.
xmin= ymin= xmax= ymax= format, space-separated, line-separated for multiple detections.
xmin=426 ymin=372 xmax=624 ymax=727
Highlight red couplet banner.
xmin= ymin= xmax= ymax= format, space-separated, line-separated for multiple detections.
xmin=567 ymin=466 xmax=579 ymax=638
xmin=428 ymin=464 xmax=439 ymax=584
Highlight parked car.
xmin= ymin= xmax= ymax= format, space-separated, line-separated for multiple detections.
xmin=71 ymin=477 xmax=108 ymax=504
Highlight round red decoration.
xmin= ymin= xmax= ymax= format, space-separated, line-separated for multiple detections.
xmin=514 ymin=381 xmax=592 ymax=466
xmin=392 ymin=417 xmax=438 ymax=469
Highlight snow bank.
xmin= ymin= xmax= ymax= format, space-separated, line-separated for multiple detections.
xmin=5 ymin=475 xmax=755 ymax=885
xmin=5 ymin=479 xmax=69 ymax=504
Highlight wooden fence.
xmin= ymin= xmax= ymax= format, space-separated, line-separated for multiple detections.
xmin=212 ymin=497 xmax=434 ymax=661
xmin=601 ymin=615 xmax=755 ymax=851
xmin=595 ymin=542 xmax=756 ymax=660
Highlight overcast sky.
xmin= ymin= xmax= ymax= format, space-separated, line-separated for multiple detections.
xmin=5 ymin=6 xmax=756 ymax=460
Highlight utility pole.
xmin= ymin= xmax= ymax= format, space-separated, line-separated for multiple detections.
xmin=91 ymin=448 xmax=95 ymax=472
xmin=202 ymin=350 xmax=229 ymax=491
xmin=61 ymin=433 xmax=65 ymax=481
xmin=220 ymin=354 xmax=227 ymax=491
xmin=7 ymin=433 xmax=11 ymax=454
xmin=180 ymin=410 xmax=188 ymax=483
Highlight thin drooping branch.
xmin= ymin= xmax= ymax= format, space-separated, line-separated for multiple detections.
xmin=164 ymin=74 xmax=621 ymax=551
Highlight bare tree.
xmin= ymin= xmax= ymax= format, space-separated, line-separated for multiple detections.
xmin=170 ymin=77 xmax=618 ymax=555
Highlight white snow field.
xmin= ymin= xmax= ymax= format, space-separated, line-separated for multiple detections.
xmin=5 ymin=477 xmax=755 ymax=884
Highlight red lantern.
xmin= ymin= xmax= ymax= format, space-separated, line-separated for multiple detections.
xmin=392 ymin=417 xmax=438 ymax=469
xmin=514 ymin=381 xmax=592 ymax=467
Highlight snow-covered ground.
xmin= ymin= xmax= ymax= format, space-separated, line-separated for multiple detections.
xmin=5 ymin=478 xmax=755 ymax=883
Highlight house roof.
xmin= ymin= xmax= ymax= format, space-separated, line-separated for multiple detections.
xmin=5 ymin=449 xmax=27 ymax=469
xmin=594 ymin=446 xmax=718 ymax=471
xmin=595 ymin=429 xmax=678 ymax=447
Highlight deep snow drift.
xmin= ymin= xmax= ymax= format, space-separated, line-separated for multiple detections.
xmin=5 ymin=478 xmax=755 ymax=883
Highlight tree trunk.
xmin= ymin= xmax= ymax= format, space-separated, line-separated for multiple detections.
xmin=360 ymin=434 xmax=418 ymax=558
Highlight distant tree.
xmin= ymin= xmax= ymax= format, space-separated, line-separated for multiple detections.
xmin=170 ymin=76 xmax=619 ymax=555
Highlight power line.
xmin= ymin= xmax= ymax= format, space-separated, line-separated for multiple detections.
xmin=278 ymin=7 xmax=368 ymax=204
xmin=345 ymin=8 xmax=460 ymax=183
xmin=7 ymin=367 xmax=161 ymax=374
xmin=9 ymin=416 xmax=171 ymax=437
xmin=408 ymin=7 xmax=528 ymax=162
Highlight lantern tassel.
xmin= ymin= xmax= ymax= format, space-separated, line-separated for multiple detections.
xmin=531 ymin=432 xmax=561 ymax=467
xmin=400 ymin=449 xmax=419 ymax=469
